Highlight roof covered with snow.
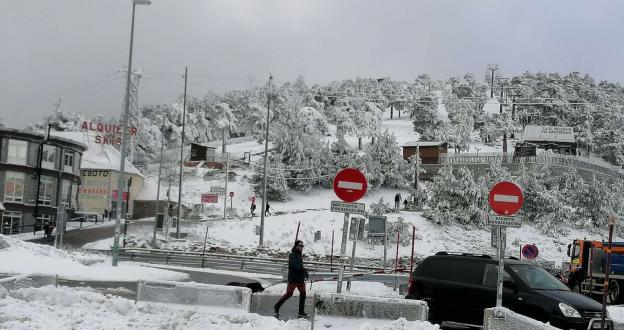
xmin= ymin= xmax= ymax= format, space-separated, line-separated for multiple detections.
xmin=402 ymin=141 xmax=447 ymax=147
xmin=51 ymin=131 xmax=143 ymax=176
xmin=482 ymin=97 xmax=501 ymax=115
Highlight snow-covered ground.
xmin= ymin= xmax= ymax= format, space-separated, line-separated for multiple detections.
xmin=0 ymin=284 xmax=439 ymax=330
xmin=0 ymin=235 xmax=187 ymax=282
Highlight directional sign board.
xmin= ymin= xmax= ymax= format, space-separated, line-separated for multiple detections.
xmin=331 ymin=201 xmax=365 ymax=215
xmin=487 ymin=214 xmax=523 ymax=227
xmin=491 ymin=226 xmax=507 ymax=249
xmin=333 ymin=168 xmax=367 ymax=203
xmin=489 ymin=181 xmax=524 ymax=215
xmin=201 ymin=194 xmax=218 ymax=203
xmin=522 ymin=244 xmax=539 ymax=260
xmin=210 ymin=186 xmax=226 ymax=196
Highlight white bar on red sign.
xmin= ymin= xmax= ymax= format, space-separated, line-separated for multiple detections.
xmin=493 ymin=194 xmax=519 ymax=203
xmin=337 ymin=181 xmax=363 ymax=190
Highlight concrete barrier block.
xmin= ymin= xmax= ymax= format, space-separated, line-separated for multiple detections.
xmin=137 ymin=280 xmax=251 ymax=311
xmin=0 ymin=274 xmax=56 ymax=291
xmin=483 ymin=307 xmax=559 ymax=330
xmin=314 ymin=293 xmax=428 ymax=321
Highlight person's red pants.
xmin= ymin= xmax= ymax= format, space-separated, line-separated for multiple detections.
xmin=274 ymin=282 xmax=306 ymax=313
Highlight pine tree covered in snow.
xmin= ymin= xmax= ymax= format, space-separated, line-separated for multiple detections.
xmin=424 ymin=165 xmax=483 ymax=227
xmin=444 ymin=94 xmax=476 ymax=151
xmin=251 ymin=153 xmax=289 ymax=201
xmin=362 ymin=130 xmax=409 ymax=190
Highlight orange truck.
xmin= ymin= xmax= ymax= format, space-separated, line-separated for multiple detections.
xmin=567 ymin=239 xmax=624 ymax=303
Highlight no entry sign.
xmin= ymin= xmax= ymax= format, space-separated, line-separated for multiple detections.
xmin=333 ymin=168 xmax=368 ymax=203
xmin=521 ymin=244 xmax=539 ymax=260
xmin=489 ymin=181 xmax=524 ymax=215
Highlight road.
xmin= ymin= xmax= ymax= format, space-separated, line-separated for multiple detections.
xmin=27 ymin=220 xmax=151 ymax=248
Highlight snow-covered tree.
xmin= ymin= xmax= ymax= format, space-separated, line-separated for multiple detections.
xmin=251 ymin=153 xmax=289 ymax=201
xmin=361 ymin=130 xmax=408 ymax=190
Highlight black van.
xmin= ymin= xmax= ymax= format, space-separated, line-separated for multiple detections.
xmin=406 ymin=252 xmax=610 ymax=329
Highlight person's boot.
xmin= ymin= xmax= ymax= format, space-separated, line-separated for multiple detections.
xmin=273 ymin=304 xmax=280 ymax=318
xmin=297 ymin=295 xmax=308 ymax=318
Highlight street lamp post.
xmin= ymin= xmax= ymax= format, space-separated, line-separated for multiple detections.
xmin=33 ymin=123 xmax=52 ymax=235
xmin=113 ymin=0 xmax=150 ymax=267
xmin=259 ymin=75 xmax=273 ymax=247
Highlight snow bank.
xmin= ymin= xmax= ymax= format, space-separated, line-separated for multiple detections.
xmin=0 ymin=285 xmax=306 ymax=330
xmin=314 ymin=293 xmax=428 ymax=321
xmin=137 ymin=280 xmax=252 ymax=311
xmin=0 ymin=285 xmax=439 ymax=329
xmin=0 ymin=235 xmax=188 ymax=282
xmin=483 ymin=307 xmax=559 ymax=329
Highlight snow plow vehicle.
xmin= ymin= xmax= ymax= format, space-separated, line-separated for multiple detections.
xmin=567 ymin=239 xmax=624 ymax=303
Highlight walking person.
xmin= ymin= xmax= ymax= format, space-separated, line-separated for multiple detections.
xmin=265 ymin=202 xmax=271 ymax=216
xmin=274 ymin=240 xmax=308 ymax=319
xmin=250 ymin=201 xmax=256 ymax=218
xmin=394 ymin=193 xmax=401 ymax=211
xmin=43 ymin=222 xmax=53 ymax=242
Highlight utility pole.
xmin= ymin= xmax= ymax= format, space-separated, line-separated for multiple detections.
xmin=487 ymin=64 xmax=499 ymax=98
xmin=152 ymin=126 xmax=165 ymax=248
xmin=259 ymin=75 xmax=273 ymax=247
xmin=223 ymin=153 xmax=230 ymax=221
xmin=497 ymin=77 xmax=509 ymax=153
xmin=177 ymin=67 xmax=188 ymax=239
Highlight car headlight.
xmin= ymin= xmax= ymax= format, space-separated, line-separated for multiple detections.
xmin=559 ymin=303 xmax=582 ymax=318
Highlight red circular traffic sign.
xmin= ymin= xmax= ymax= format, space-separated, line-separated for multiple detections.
xmin=251 ymin=196 xmax=256 ymax=203
xmin=229 ymin=191 xmax=234 ymax=198
xmin=333 ymin=168 xmax=368 ymax=203
xmin=488 ymin=181 xmax=524 ymax=215
xmin=521 ymin=244 xmax=539 ymax=260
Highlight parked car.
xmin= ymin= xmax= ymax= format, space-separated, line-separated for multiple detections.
xmin=406 ymin=252 xmax=610 ymax=330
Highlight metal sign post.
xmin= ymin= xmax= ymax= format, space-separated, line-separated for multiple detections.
xmin=496 ymin=226 xmax=506 ymax=307
xmin=346 ymin=218 xmax=361 ymax=292
xmin=337 ymin=213 xmax=349 ymax=293
xmin=332 ymin=167 xmax=367 ymax=294
xmin=488 ymin=181 xmax=524 ymax=308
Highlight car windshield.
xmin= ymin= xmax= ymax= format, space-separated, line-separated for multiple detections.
xmin=509 ymin=264 xmax=569 ymax=290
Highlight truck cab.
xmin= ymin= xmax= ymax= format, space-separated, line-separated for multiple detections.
xmin=567 ymin=239 xmax=624 ymax=303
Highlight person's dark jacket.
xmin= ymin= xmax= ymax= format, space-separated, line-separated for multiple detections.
xmin=287 ymin=247 xmax=306 ymax=282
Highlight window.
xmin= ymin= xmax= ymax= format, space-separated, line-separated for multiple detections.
xmin=7 ymin=139 xmax=28 ymax=165
xmin=61 ymin=179 xmax=70 ymax=207
xmin=70 ymin=182 xmax=79 ymax=208
xmin=2 ymin=211 xmax=22 ymax=235
xmin=4 ymin=171 xmax=25 ymax=202
xmin=509 ymin=264 xmax=569 ymax=290
xmin=74 ymin=153 xmax=81 ymax=173
xmin=42 ymin=145 xmax=56 ymax=170
xmin=63 ymin=151 xmax=74 ymax=172
xmin=420 ymin=258 xmax=485 ymax=285
xmin=483 ymin=264 xmax=513 ymax=287
xmin=36 ymin=214 xmax=54 ymax=232
xmin=38 ymin=175 xmax=55 ymax=206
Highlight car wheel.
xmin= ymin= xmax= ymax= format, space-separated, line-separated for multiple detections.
xmin=608 ymin=280 xmax=620 ymax=304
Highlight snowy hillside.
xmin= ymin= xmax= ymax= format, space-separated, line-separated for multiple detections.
xmin=103 ymin=112 xmax=616 ymax=268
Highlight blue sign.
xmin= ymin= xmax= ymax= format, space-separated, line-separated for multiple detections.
xmin=522 ymin=244 xmax=539 ymax=260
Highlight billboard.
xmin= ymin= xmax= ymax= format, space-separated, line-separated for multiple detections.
xmin=522 ymin=125 xmax=575 ymax=143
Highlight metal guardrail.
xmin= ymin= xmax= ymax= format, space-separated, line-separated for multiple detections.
xmin=438 ymin=152 xmax=624 ymax=178
xmin=112 ymin=248 xmax=403 ymax=283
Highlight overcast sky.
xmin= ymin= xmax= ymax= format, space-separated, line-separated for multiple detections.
xmin=1 ymin=0 xmax=622 ymax=128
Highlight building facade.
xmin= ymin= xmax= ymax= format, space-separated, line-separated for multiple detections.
xmin=52 ymin=131 xmax=144 ymax=219
xmin=0 ymin=128 xmax=85 ymax=235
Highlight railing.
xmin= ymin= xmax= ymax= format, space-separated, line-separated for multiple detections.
xmin=113 ymin=248 xmax=400 ymax=280
xmin=436 ymin=152 xmax=624 ymax=178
